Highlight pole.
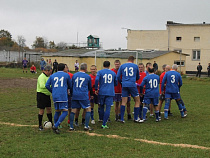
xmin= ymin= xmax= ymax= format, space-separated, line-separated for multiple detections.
xmin=136 ymin=51 xmax=138 ymax=64
xmin=180 ymin=51 xmax=181 ymax=73
xmin=95 ymin=51 xmax=97 ymax=66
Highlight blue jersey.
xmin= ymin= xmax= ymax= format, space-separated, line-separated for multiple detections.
xmin=117 ymin=63 xmax=139 ymax=87
xmin=71 ymin=72 xmax=92 ymax=100
xmin=161 ymin=70 xmax=182 ymax=94
xmin=95 ymin=69 xmax=117 ymax=96
xmin=45 ymin=71 xmax=71 ymax=102
xmin=140 ymin=74 xmax=160 ymax=98
xmin=145 ymin=70 xmax=149 ymax=76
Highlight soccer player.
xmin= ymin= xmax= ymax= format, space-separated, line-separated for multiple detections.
xmin=36 ymin=66 xmax=52 ymax=131
xmin=30 ymin=64 xmax=37 ymax=74
xmin=117 ymin=56 xmax=140 ymax=123
xmin=140 ymin=67 xmax=160 ymax=122
xmin=161 ymin=64 xmax=186 ymax=119
xmin=69 ymin=63 xmax=93 ymax=131
xmin=95 ymin=61 xmax=117 ymax=129
xmin=111 ymin=60 xmax=122 ymax=121
xmin=89 ymin=65 xmax=100 ymax=124
xmin=22 ymin=57 xmax=28 ymax=73
xmin=136 ymin=63 xmax=146 ymax=119
xmin=40 ymin=58 xmax=46 ymax=71
xmin=45 ymin=63 xmax=72 ymax=134
xmin=52 ymin=59 xmax=58 ymax=74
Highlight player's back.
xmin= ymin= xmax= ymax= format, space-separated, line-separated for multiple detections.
xmin=117 ymin=63 xmax=139 ymax=87
xmin=141 ymin=74 xmax=159 ymax=98
xmin=48 ymin=71 xmax=71 ymax=102
xmin=111 ymin=68 xmax=122 ymax=94
xmin=163 ymin=70 xmax=182 ymax=94
xmin=72 ymin=72 xmax=91 ymax=100
xmin=96 ymin=69 xmax=117 ymax=96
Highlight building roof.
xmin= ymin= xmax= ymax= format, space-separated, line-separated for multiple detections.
xmin=87 ymin=35 xmax=99 ymax=38
xmin=166 ymin=21 xmax=210 ymax=26
xmin=42 ymin=49 xmax=189 ymax=59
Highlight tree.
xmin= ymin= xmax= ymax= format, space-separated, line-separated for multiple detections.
xmin=0 ymin=29 xmax=14 ymax=51
xmin=32 ymin=36 xmax=46 ymax=48
xmin=17 ymin=35 xmax=26 ymax=61
xmin=56 ymin=42 xmax=67 ymax=50
xmin=49 ymin=41 xmax=55 ymax=49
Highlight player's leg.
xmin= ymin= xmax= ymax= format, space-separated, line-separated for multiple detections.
xmin=143 ymin=103 xmax=150 ymax=121
xmin=46 ymin=107 xmax=53 ymax=124
xmin=38 ymin=108 xmax=44 ymax=130
xmin=164 ymin=98 xmax=170 ymax=119
xmin=83 ymin=100 xmax=92 ymax=131
xmin=120 ymin=97 xmax=128 ymax=122
xmin=150 ymin=104 xmax=154 ymax=117
xmin=168 ymin=100 xmax=173 ymax=116
xmin=115 ymin=101 xmax=120 ymax=121
xmin=153 ymin=98 xmax=159 ymax=122
xmin=176 ymin=98 xmax=185 ymax=117
xmin=133 ymin=96 xmax=140 ymax=122
xmin=75 ymin=108 xmax=81 ymax=126
xmin=69 ymin=108 xmax=77 ymax=130
xmin=82 ymin=109 xmax=86 ymax=125
xmin=139 ymin=95 xmax=144 ymax=120
xmin=90 ymin=95 xmax=95 ymax=124
xmin=102 ymin=96 xmax=112 ymax=129
xmin=127 ymin=97 xmax=132 ymax=120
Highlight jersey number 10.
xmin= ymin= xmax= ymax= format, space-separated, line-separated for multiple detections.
xmin=149 ymin=79 xmax=158 ymax=88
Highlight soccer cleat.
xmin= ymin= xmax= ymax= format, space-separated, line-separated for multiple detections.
xmin=168 ymin=111 xmax=173 ymax=116
xmin=119 ymin=120 xmax=125 ymax=123
xmin=69 ymin=127 xmax=76 ymax=131
xmin=74 ymin=121 xmax=79 ymax=127
xmin=156 ymin=119 xmax=159 ymax=122
xmin=98 ymin=119 xmax=103 ymax=122
xmin=127 ymin=114 xmax=132 ymax=120
xmin=52 ymin=126 xmax=60 ymax=134
xmin=182 ymin=114 xmax=187 ymax=118
xmin=139 ymin=119 xmax=144 ymax=123
xmin=159 ymin=116 xmax=161 ymax=121
xmin=91 ymin=120 xmax=95 ymax=124
xmin=101 ymin=125 xmax=109 ymax=129
xmin=164 ymin=117 xmax=169 ymax=120
xmin=39 ymin=126 xmax=44 ymax=131
xmin=84 ymin=126 xmax=93 ymax=131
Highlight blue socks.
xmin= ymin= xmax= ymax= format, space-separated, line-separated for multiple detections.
xmin=54 ymin=111 xmax=61 ymax=125
xmin=143 ymin=107 xmax=148 ymax=120
xmin=155 ymin=110 xmax=159 ymax=120
xmin=120 ymin=105 xmax=125 ymax=121
xmin=85 ymin=112 xmax=91 ymax=128
xmin=70 ymin=112 xmax=75 ymax=128
xmin=91 ymin=108 xmax=94 ymax=120
xmin=134 ymin=107 xmax=140 ymax=120
xmin=139 ymin=105 xmax=143 ymax=119
xmin=103 ymin=105 xmax=111 ymax=126
xmin=54 ymin=111 xmax=68 ymax=128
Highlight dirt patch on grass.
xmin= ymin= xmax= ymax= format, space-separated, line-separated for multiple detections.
xmin=0 ymin=77 xmax=37 ymax=89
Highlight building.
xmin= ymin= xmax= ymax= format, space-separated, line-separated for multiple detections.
xmin=87 ymin=35 xmax=100 ymax=48
xmin=127 ymin=21 xmax=210 ymax=74
xmin=41 ymin=49 xmax=188 ymax=73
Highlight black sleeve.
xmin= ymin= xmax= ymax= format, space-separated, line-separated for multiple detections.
xmin=89 ymin=88 xmax=93 ymax=96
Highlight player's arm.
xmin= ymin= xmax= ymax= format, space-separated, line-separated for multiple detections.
xmin=45 ymin=77 xmax=52 ymax=93
xmin=178 ymin=74 xmax=182 ymax=88
xmin=140 ymin=78 xmax=146 ymax=94
xmin=95 ymin=72 xmax=100 ymax=94
xmin=116 ymin=67 xmax=122 ymax=83
xmin=161 ymin=74 xmax=167 ymax=94
xmin=136 ymin=67 xmax=140 ymax=81
xmin=114 ymin=73 xmax=118 ymax=86
xmin=88 ymin=76 xmax=94 ymax=98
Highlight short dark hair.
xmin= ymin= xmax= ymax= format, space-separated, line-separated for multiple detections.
xmin=138 ymin=63 xmax=144 ymax=66
xmin=128 ymin=56 xmax=135 ymax=61
xmin=114 ymin=60 xmax=121 ymax=64
xmin=146 ymin=62 xmax=152 ymax=67
xmin=103 ymin=61 xmax=110 ymax=67
xmin=148 ymin=67 xmax=154 ymax=73
xmin=58 ymin=63 xmax=65 ymax=71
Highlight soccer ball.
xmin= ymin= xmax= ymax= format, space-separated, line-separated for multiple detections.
xmin=43 ymin=121 xmax=52 ymax=129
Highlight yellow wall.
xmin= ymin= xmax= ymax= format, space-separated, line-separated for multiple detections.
xmin=42 ymin=52 xmax=187 ymax=74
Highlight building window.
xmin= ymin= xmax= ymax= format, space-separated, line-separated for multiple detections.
xmin=176 ymin=37 xmax=182 ymax=41
xmin=94 ymin=39 xmax=97 ymax=44
xmin=174 ymin=60 xmax=185 ymax=66
xmin=192 ymin=50 xmax=200 ymax=60
xmin=194 ymin=37 xmax=200 ymax=42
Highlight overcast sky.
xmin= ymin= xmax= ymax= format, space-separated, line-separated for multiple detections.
xmin=1 ymin=0 xmax=210 ymax=49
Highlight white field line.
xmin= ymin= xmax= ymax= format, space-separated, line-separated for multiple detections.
xmin=1 ymin=121 xmax=210 ymax=150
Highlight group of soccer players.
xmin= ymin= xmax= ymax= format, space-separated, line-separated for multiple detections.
xmin=37 ymin=55 xmax=187 ymax=134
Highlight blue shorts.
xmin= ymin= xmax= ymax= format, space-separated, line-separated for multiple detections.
xmin=90 ymin=94 xmax=99 ymax=104
xmin=122 ymin=87 xmax=139 ymax=98
xmin=143 ymin=98 xmax=159 ymax=106
xmin=113 ymin=93 xmax=122 ymax=102
xmin=54 ymin=102 xmax=68 ymax=110
xmin=71 ymin=100 xmax=90 ymax=109
xmin=68 ymin=95 xmax=71 ymax=109
xmin=41 ymin=67 xmax=44 ymax=70
xmin=99 ymin=95 xmax=113 ymax=106
xmin=23 ymin=65 xmax=27 ymax=68
xmin=165 ymin=93 xmax=181 ymax=100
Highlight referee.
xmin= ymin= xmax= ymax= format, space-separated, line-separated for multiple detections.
xmin=37 ymin=66 xmax=52 ymax=130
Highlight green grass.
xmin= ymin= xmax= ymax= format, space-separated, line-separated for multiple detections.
xmin=1 ymin=68 xmax=210 ymax=157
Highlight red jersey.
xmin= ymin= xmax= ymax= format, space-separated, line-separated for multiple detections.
xmin=111 ymin=68 xmax=122 ymax=93
xmin=30 ymin=66 xmax=36 ymax=71
xmin=89 ymin=74 xmax=96 ymax=93
xmin=136 ymin=71 xmax=146 ymax=94
xmin=68 ymin=72 xmax=73 ymax=79
xmin=159 ymin=71 xmax=166 ymax=94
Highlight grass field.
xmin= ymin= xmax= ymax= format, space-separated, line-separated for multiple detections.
xmin=1 ymin=67 xmax=210 ymax=157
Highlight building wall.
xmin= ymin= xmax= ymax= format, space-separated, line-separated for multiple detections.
xmin=127 ymin=24 xmax=210 ymax=73
xmin=42 ymin=52 xmax=187 ymax=73
xmin=127 ymin=30 xmax=168 ymax=50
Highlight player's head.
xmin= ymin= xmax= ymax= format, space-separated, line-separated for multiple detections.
xmin=165 ymin=65 xmax=171 ymax=72
xmin=24 ymin=57 xmax=26 ymax=60
xmin=43 ymin=65 xmax=52 ymax=76
xmin=138 ymin=63 xmax=144 ymax=72
xmin=146 ymin=62 xmax=152 ymax=71
xmin=58 ymin=63 xmax=66 ymax=71
xmin=32 ymin=64 xmax=34 ymax=67
xmin=76 ymin=60 xmax=78 ymax=63
xmin=148 ymin=67 xmax=155 ymax=73
xmin=114 ymin=60 xmax=121 ymax=70
xmin=64 ymin=64 xmax=69 ymax=73
xmin=103 ymin=61 xmax=110 ymax=68
xmin=128 ymin=56 xmax=135 ymax=63
xmin=80 ymin=63 xmax=87 ymax=72
xmin=90 ymin=65 xmax=97 ymax=74
xmin=55 ymin=59 xmax=57 ymax=62
xmin=162 ymin=64 xmax=167 ymax=71
xmin=172 ymin=64 xmax=178 ymax=71
xmin=154 ymin=61 xmax=156 ymax=63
